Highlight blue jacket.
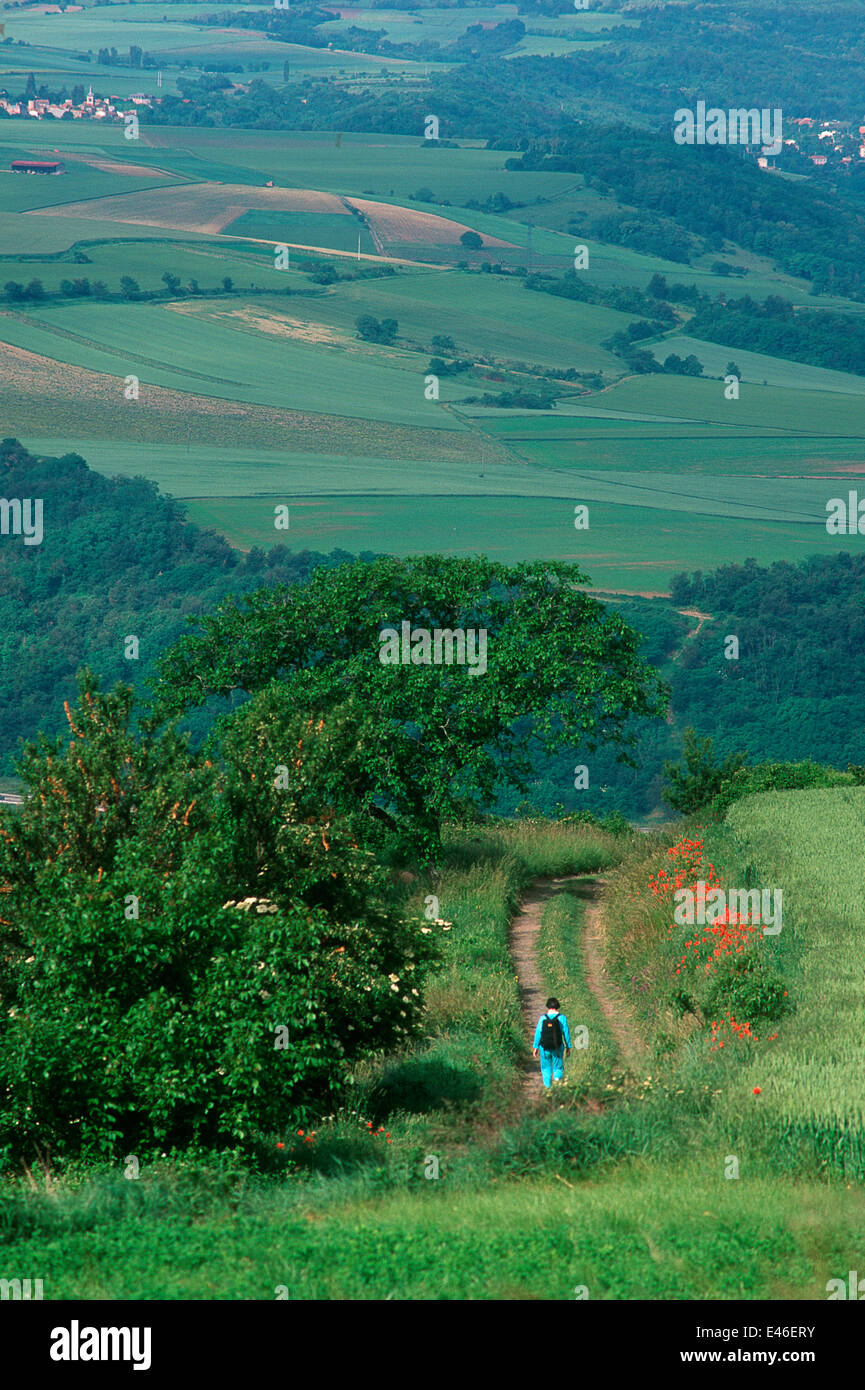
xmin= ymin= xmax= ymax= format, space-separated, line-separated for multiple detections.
xmin=534 ymin=1012 xmax=571 ymax=1051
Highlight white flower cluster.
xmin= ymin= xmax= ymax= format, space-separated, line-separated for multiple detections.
xmin=222 ymin=896 xmax=279 ymax=914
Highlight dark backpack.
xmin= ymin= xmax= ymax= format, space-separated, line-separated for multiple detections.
xmin=539 ymin=1014 xmax=562 ymax=1052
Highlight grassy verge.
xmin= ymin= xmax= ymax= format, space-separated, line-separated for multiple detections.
xmin=3 ymin=1162 xmax=863 ymax=1299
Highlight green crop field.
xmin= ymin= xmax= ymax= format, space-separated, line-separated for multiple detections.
xmin=0 ymin=295 xmax=465 ymax=424
xmin=3 ymin=0 xmax=865 ymax=1329
xmin=0 ymin=236 xmax=302 ymax=291
xmin=222 ymin=210 xmax=377 ymax=255
xmin=0 ymin=4 xmax=435 ymax=85
xmin=176 ymin=494 xmax=865 ymax=587
xmin=649 ymin=333 xmax=865 ymax=395
xmin=724 ymin=789 xmax=865 ymax=1153
xmin=138 ymin=127 xmax=581 ymax=205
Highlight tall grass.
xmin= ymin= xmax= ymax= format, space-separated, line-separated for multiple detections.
xmin=598 ymin=792 xmax=865 ymax=1181
xmin=449 ymin=819 xmax=624 ymax=879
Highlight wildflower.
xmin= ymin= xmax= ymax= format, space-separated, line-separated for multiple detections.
xmin=276 ymin=1142 xmax=285 ymax=1149
xmin=753 ymin=1087 xmax=761 ymax=1095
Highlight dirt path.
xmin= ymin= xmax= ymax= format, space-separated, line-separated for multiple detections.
xmin=665 ymin=606 xmax=715 ymax=723
xmin=672 ymin=606 xmax=714 ymax=658
xmin=509 ymin=873 xmax=642 ymax=1101
xmin=581 ymin=887 xmax=643 ymax=1069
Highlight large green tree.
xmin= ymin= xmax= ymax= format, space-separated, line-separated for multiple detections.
xmin=154 ymin=555 xmax=668 ymax=855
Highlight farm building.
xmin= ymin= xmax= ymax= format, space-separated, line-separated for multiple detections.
xmin=10 ymin=159 xmax=65 ymax=174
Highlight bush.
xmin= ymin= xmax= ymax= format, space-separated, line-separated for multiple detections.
xmin=0 ymin=675 xmax=440 ymax=1166
xmin=663 ymin=727 xmax=747 ymax=814
xmin=711 ymin=760 xmax=855 ymax=818
xmin=703 ymin=954 xmax=790 ymax=1023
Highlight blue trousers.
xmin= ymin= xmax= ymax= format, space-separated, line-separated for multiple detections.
xmin=539 ymin=1047 xmax=565 ymax=1087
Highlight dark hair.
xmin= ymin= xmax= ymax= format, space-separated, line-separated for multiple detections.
xmin=546 ymin=997 xmax=560 ymax=1010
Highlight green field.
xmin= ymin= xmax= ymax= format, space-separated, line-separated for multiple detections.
xmin=724 ymin=789 xmax=865 ymax=1144
xmin=222 ymin=210 xmax=377 ymax=255
xmin=0 ymin=2 xmax=436 ymax=91
xmin=175 ymin=494 xmax=865 ymax=586
xmin=0 ymin=113 xmax=861 ymax=588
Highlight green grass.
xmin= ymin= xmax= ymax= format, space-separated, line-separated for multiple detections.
xmin=0 ymin=164 xmax=183 ymax=213
xmin=603 ymin=793 xmax=865 ymax=1181
xmin=595 ymin=374 xmax=865 ymax=424
xmin=179 ymin=493 xmax=865 ymax=590
xmin=649 ymin=333 xmax=865 ymax=395
xmin=4 ymin=1164 xmax=862 ymax=1299
xmin=0 ymin=237 xmax=308 ymax=291
xmin=2 ymin=810 xmax=864 ymax=1298
xmin=132 ymin=127 xmax=582 ymax=206
xmin=0 ymin=295 xmax=461 ymax=425
xmin=458 ymin=819 xmax=622 ymax=878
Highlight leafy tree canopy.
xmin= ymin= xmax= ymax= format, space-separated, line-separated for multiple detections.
xmin=154 ymin=555 xmax=668 ymax=856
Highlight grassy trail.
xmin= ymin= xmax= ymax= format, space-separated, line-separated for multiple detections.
xmin=510 ymin=872 xmax=641 ymax=1100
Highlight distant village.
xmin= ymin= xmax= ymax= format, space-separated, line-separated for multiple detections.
xmin=0 ymin=85 xmax=154 ymax=122
xmin=747 ymin=116 xmax=865 ymax=172
xmin=782 ymin=116 xmax=865 ymax=168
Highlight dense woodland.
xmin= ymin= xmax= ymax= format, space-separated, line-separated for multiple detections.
xmin=0 ymin=439 xmax=367 ymax=768
xmin=2 ymin=442 xmax=862 ymax=819
xmin=668 ymin=555 xmax=865 ymax=771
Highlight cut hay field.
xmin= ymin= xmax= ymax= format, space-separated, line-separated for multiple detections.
xmin=30 ymin=183 xmax=356 ymax=236
xmin=30 ymin=180 xmax=520 ymax=253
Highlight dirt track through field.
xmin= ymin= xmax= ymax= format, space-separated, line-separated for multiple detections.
xmin=509 ymin=874 xmax=642 ymax=1101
